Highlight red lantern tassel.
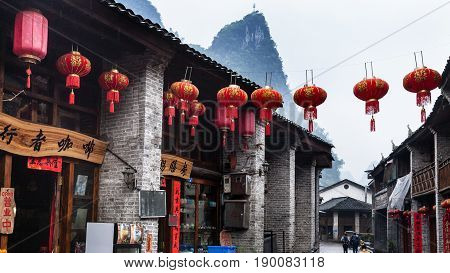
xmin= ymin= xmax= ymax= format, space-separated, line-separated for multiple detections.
xmin=26 ymin=66 xmax=31 ymax=89
xmin=366 ymin=100 xmax=379 ymax=115
xmin=421 ymin=107 xmax=426 ymax=123
xmin=308 ymin=119 xmax=314 ymax=133
xmin=66 ymin=74 xmax=80 ymax=89
xmin=370 ymin=116 xmax=376 ymax=132
xmin=190 ymin=126 xmax=196 ymax=137
xmin=265 ymin=122 xmax=271 ymax=136
xmin=69 ymin=90 xmax=75 ymax=105
xmin=109 ymin=101 xmax=115 ymax=113
xmin=180 ymin=111 xmax=185 ymax=124
xmin=230 ymin=119 xmax=235 ymax=132
xmin=164 ymin=106 xmax=175 ymax=126
xmin=417 ymin=91 xmax=431 ymax=107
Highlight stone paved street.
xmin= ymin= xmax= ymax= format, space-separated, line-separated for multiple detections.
xmin=320 ymin=241 xmax=351 ymax=253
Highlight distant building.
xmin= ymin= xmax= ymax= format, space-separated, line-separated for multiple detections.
xmin=319 ymin=180 xmax=372 ymax=241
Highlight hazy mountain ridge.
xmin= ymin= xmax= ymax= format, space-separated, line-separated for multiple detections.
xmin=116 ymin=2 xmax=344 ymax=186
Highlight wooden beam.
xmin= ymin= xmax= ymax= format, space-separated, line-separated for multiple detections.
xmin=64 ymin=162 xmax=74 ymax=253
xmin=52 ymin=173 xmax=63 ymax=253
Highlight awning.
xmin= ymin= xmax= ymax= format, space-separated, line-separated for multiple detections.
xmin=388 ymin=173 xmax=412 ymax=210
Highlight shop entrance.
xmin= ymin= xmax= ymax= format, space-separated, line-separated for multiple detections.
xmin=7 ymin=156 xmax=57 ymax=253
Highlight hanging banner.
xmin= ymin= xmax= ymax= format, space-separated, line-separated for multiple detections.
xmin=160 ymin=154 xmax=193 ymax=180
xmin=27 ymin=156 xmax=62 ymax=173
xmin=413 ymin=212 xmax=423 ymax=253
xmin=169 ymin=180 xmax=181 ymax=253
xmin=0 ymin=188 xmax=16 ymax=234
xmin=444 ymin=209 xmax=450 ymax=253
xmin=0 ymin=112 xmax=108 ymax=164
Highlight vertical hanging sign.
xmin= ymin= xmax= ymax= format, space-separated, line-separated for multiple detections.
xmin=444 ymin=209 xmax=450 ymax=253
xmin=0 ymin=188 xmax=16 ymax=234
xmin=169 ymin=181 xmax=181 ymax=253
xmin=413 ymin=212 xmax=423 ymax=253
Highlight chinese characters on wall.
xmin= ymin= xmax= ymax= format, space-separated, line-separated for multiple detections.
xmin=0 ymin=188 xmax=15 ymax=235
xmin=0 ymin=113 xmax=107 ymax=164
xmin=160 ymin=154 xmax=193 ymax=180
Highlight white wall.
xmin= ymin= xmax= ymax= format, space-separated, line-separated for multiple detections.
xmin=320 ymin=183 xmax=372 ymax=204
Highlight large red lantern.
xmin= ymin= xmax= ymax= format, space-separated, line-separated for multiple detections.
xmin=170 ymin=80 xmax=199 ymax=123
xmin=215 ymin=105 xmax=231 ymax=146
xmin=98 ymin=69 xmax=129 ymax=113
xmin=188 ymin=100 xmax=206 ymax=137
xmin=163 ymin=91 xmax=178 ymax=126
xmin=251 ymin=86 xmax=283 ymax=136
xmin=353 ymin=77 xmax=389 ymax=132
xmin=217 ymin=84 xmax=248 ymax=132
xmin=13 ymin=10 xmax=48 ymax=89
xmin=56 ymin=51 xmax=91 ymax=105
xmin=293 ymin=85 xmax=327 ymax=133
xmin=239 ymin=109 xmax=256 ymax=150
xmin=403 ymin=67 xmax=441 ymax=122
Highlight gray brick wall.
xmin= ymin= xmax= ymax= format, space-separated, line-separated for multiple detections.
xmin=293 ymin=159 xmax=316 ymax=252
xmin=265 ymin=146 xmax=296 ymax=252
xmin=226 ymin=122 xmax=266 ymax=253
xmin=98 ymin=50 xmax=172 ymax=253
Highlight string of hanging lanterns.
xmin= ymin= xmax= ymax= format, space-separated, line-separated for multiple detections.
xmin=9 ymin=9 xmax=447 ymax=135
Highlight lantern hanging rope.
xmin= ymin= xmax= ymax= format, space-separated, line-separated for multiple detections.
xmin=98 ymin=68 xmax=129 ymax=113
xmin=293 ymin=70 xmax=327 ymax=133
xmin=188 ymin=100 xmax=206 ymax=137
xmin=403 ymin=52 xmax=441 ymax=123
xmin=13 ymin=10 xmax=48 ymax=90
xmin=215 ymin=105 xmax=231 ymax=146
xmin=56 ymin=49 xmax=91 ymax=105
xmin=170 ymin=67 xmax=199 ymax=124
xmin=353 ymin=62 xmax=389 ymax=132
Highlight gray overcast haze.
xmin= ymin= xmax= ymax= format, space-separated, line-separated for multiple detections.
xmin=143 ymin=0 xmax=450 ymax=184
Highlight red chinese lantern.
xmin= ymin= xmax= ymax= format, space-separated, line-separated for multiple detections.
xmin=98 ymin=69 xmax=129 ymax=113
xmin=217 ymin=84 xmax=248 ymax=132
xmin=56 ymin=51 xmax=91 ymax=105
xmin=163 ymin=91 xmax=178 ymax=126
xmin=239 ymin=109 xmax=256 ymax=150
xmin=170 ymin=80 xmax=199 ymax=123
xmin=418 ymin=206 xmax=430 ymax=215
xmin=188 ymin=100 xmax=206 ymax=137
xmin=353 ymin=77 xmax=389 ymax=132
xmin=215 ymin=105 xmax=231 ymax=146
xmin=442 ymin=199 xmax=450 ymax=211
xmin=251 ymin=86 xmax=283 ymax=136
xmin=403 ymin=210 xmax=411 ymax=218
xmin=293 ymin=85 xmax=327 ymax=133
xmin=13 ymin=10 xmax=48 ymax=89
xmin=403 ymin=67 xmax=441 ymax=122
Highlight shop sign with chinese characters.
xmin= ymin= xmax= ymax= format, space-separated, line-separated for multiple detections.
xmin=0 ymin=188 xmax=15 ymax=234
xmin=0 ymin=112 xmax=108 ymax=164
xmin=27 ymin=156 xmax=62 ymax=172
xmin=160 ymin=154 xmax=193 ymax=179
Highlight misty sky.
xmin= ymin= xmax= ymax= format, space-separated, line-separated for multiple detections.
xmin=148 ymin=0 xmax=450 ymax=184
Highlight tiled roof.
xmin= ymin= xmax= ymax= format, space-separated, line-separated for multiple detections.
xmin=98 ymin=0 xmax=333 ymax=149
xmin=320 ymin=197 xmax=371 ymax=212
xmin=319 ymin=179 xmax=369 ymax=192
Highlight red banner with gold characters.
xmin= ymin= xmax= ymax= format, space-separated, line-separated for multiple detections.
xmin=27 ymin=156 xmax=62 ymax=173
xmin=0 ymin=188 xmax=16 ymax=235
xmin=413 ymin=212 xmax=423 ymax=253
xmin=444 ymin=209 xmax=450 ymax=253
xmin=169 ymin=180 xmax=181 ymax=253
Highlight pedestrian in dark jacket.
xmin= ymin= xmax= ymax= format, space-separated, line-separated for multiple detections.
xmin=340 ymin=234 xmax=349 ymax=253
xmin=350 ymin=233 xmax=360 ymax=253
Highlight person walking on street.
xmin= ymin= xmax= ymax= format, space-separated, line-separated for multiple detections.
xmin=350 ymin=233 xmax=360 ymax=253
xmin=340 ymin=234 xmax=349 ymax=253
